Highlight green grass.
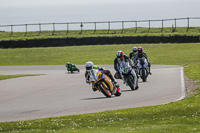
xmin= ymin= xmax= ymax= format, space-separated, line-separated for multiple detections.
xmin=0 ymin=74 xmax=42 ymax=80
xmin=0 ymin=43 xmax=200 ymax=66
xmin=0 ymin=27 xmax=200 ymax=41
xmin=0 ymin=43 xmax=200 ymax=132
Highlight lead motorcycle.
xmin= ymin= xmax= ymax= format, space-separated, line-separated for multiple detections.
xmin=88 ymin=69 xmax=121 ymax=98
xmin=119 ymin=61 xmax=138 ymax=90
xmin=136 ymin=58 xmax=149 ymax=82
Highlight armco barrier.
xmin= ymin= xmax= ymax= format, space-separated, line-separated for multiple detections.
xmin=0 ymin=36 xmax=199 ymax=48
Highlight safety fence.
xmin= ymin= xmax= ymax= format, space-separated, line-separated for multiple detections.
xmin=0 ymin=17 xmax=200 ymax=36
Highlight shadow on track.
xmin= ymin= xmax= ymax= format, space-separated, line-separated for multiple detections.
xmin=82 ymin=96 xmax=113 ymax=100
xmin=121 ymin=89 xmax=136 ymax=92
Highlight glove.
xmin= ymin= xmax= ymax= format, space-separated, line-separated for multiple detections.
xmin=99 ymin=67 xmax=104 ymax=70
xmin=132 ymin=65 xmax=137 ymax=69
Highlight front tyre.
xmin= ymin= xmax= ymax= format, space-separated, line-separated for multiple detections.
xmin=125 ymin=76 xmax=135 ymax=90
xmin=99 ymin=83 xmax=112 ymax=98
xmin=141 ymin=69 xmax=147 ymax=82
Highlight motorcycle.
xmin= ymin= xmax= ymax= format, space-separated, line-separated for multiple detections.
xmin=88 ymin=69 xmax=121 ymax=98
xmin=65 ymin=63 xmax=80 ymax=73
xmin=137 ymin=58 xmax=149 ymax=82
xmin=119 ymin=61 xmax=138 ymax=90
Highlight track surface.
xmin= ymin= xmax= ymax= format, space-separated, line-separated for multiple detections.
xmin=0 ymin=65 xmax=185 ymax=122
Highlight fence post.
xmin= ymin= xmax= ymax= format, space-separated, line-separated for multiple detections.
xmin=10 ymin=25 xmax=13 ymax=36
xmin=52 ymin=23 xmax=55 ymax=35
xmin=107 ymin=21 xmax=110 ymax=34
xmin=187 ymin=17 xmax=190 ymax=32
xmin=121 ymin=21 xmax=124 ymax=34
xmin=66 ymin=23 xmax=69 ymax=35
xmin=38 ymin=23 xmax=41 ymax=36
xmin=135 ymin=21 xmax=137 ymax=33
xmin=148 ymin=20 xmax=150 ymax=32
xmin=80 ymin=22 xmax=83 ymax=34
xmin=94 ymin=22 xmax=96 ymax=33
xmin=174 ymin=18 xmax=176 ymax=32
xmin=24 ymin=24 xmax=27 ymax=36
xmin=161 ymin=19 xmax=163 ymax=32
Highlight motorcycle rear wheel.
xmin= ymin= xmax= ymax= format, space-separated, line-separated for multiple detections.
xmin=114 ymin=87 xmax=121 ymax=96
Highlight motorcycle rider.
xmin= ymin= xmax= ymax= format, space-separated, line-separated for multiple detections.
xmin=114 ymin=50 xmax=139 ymax=81
xmin=129 ymin=47 xmax=138 ymax=61
xmin=85 ymin=61 xmax=119 ymax=92
xmin=133 ymin=47 xmax=152 ymax=75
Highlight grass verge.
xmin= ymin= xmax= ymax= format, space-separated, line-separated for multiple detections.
xmin=0 ymin=74 xmax=42 ymax=80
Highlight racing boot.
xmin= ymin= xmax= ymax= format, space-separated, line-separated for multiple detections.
xmin=149 ymin=68 xmax=152 ymax=75
xmin=108 ymin=73 xmax=120 ymax=87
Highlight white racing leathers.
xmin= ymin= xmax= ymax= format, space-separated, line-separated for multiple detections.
xmin=118 ymin=58 xmax=138 ymax=90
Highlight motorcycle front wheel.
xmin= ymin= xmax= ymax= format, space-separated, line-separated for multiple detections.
xmin=141 ymin=69 xmax=147 ymax=82
xmin=98 ymin=82 xmax=112 ymax=98
xmin=125 ymin=76 xmax=135 ymax=90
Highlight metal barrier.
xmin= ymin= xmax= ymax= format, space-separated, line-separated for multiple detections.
xmin=0 ymin=17 xmax=200 ymax=36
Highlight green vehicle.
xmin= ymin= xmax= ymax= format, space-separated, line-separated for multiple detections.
xmin=65 ymin=62 xmax=80 ymax=73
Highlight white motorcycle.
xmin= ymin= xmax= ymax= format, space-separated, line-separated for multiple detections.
xmin=137 ymin=58 xmax=149 ymax=82
xmin=119 ymin=61 xmax=139 ymax=90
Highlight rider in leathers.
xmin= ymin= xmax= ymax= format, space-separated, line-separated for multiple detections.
xmin=129 ymin=47 xmax=138 ymax=61
xmin=133 ymin=47 xmax=152 ymax=75
xmin=114 ymin=50 xmax=138 ymax=80
xmin=85 ymin=61 xmax=118 ymax=91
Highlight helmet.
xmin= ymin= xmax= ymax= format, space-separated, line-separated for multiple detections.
xmin=67 ymin=62 xmax=70 ymax=64
xmin=85 ymin=61 xmax=94 ymax=72
xmin=116 ymin=50 xmax=124 ymax=60
xmin=132 ymin=47 xmax=138 ymax=53
xmin=138 ymin=47 xmax=143 ymax=55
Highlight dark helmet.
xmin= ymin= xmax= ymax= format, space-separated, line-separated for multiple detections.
xmin=138 ymin=47 xmax=143 ymax=55
xmin=132 ymin=47 xmax=138 ymax=53
xmin=116 ymin=50 xmax=124 ymax=60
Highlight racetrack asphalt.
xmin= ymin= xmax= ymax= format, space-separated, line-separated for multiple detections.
xmin=0 ymin=65 xmax=186 ymax=122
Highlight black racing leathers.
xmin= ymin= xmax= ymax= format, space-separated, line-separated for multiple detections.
xmin=133 ymin=52 xmax=150 ymax=65
xmin=129 ymin=52 xmax=137 ymax=60
xmin=133 ymin=52 xmax=151 ymax=73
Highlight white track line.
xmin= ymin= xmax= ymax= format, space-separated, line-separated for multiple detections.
xmin=175 ymin=67 xmax=187 ymax=101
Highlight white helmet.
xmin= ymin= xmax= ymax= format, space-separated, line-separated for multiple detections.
xmin=85 ymin=61 xmax=94 ymax=72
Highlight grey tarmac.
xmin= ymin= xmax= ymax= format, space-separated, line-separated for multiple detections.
xmin=0 ymin=65 xmax=185 ymax=122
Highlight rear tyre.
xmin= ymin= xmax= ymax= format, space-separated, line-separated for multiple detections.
xmin=114 ymin=87 xmax=121 ymax=96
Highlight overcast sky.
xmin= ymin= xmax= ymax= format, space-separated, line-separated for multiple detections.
xmin=1 ymin=0 xmax=199 ymax=7
xmin=0 ymin=0 xmax=199 ymax=26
